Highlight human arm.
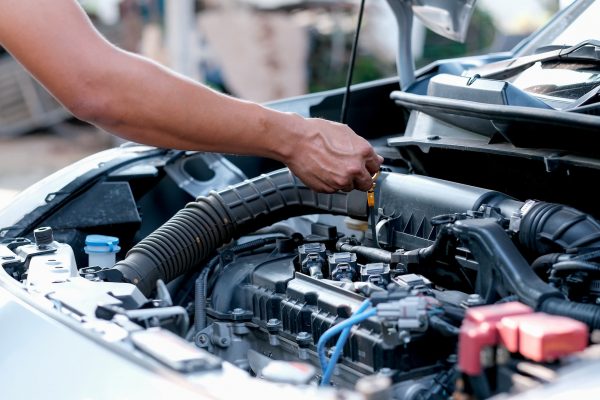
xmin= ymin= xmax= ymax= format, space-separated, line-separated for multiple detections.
xmin=0 ymin=0 xmax=382 ymax=192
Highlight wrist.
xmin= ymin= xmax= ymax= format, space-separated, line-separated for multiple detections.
xmin=259 ymin=106 xmax=306 ymax=163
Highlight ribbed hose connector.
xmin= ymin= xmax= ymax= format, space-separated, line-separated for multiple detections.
xmin=520 ymin=202 xmax=600 ymax=255
xmin=113 ymin=169 xmax=368 ymax=296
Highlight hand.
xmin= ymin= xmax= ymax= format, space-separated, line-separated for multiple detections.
xmin=284 ymin=117 xmax=383 ymax=193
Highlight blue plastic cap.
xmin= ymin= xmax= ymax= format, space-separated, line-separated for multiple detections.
xmin=84 ymin=235 xmax=121 ymax=254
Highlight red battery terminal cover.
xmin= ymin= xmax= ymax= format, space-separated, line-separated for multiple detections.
xmin=459 ymin=302 xmax=533 ymax=375
xmin=458 ymin=302 xmax=589 ymax=375
xmin=497 ymin=313 xmax=588 ymax=363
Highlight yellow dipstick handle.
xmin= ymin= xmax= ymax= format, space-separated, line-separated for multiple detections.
xmin=368 ymin=191 xmax=375 ymax=208
xmin=367 ymin=171 xmax=381 ymax=208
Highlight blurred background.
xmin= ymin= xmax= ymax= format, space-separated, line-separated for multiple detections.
xmin=0 ymin=0 xmax=574 ymax=208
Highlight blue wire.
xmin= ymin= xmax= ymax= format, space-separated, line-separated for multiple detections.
xmin=325 ymin=299 xmax=372 ymax=370
xmin=321 ymin=300 xmax=371 ymax=372
xmin=317 ymin=299 xmax=372 ymax=371
xmin=320 ymin=308 xmax=375 ymax=386
xmin=324 ymin=301 xmax=371 ymax=368
xmin=318 ymin=300 xmax=375 ymax=386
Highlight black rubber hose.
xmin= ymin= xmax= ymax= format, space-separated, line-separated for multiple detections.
xmin=228 ymin=237 xmax=279 ymax=254
xmin=253 ymin=223 xmax=297 ymax=237
xmin=451 ymin=219 xmax=563 ymax=308
xmin=112 ymin=169 xmax=368 ymax=296
xmin=519 ymin=202 xmax=600 ymax=256
xmin=429 ymin=315 xmax=460 ymax=337
xmin=336 ymin=242 xmax=392 ymax=263
xmin=550 ymin=260 xmax=600 ymax=277
xmin=540 ymin=297 xmax=600 ymax=329
xmin=441 ymin=304 xmax=466 ymax=323
xmin=531 ymin=253 xmax=562 ymax=272
xmin=496 ymin=295 xmax=519 ymax=304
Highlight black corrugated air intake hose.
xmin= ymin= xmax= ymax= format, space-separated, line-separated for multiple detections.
xmin=519 ymin=202 xmax=600 ymax=255
xmin=112 ymin=168 xmax=368 ymax=296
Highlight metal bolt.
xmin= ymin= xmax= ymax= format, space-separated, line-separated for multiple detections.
xmin=464 ymin=294 xmax=485 ymax=307
xmin=267 ymin=319 xmax=281 ymax=346
xmin=398 ymin=330 xmax=411 ymax=345
xmin=296 ymin=331 xmax=312 ymax=346
xmin=296 ymin=331 xmax=312 ymax=359
xmin=267 ymin=318 xmax=281 ymax=328
xmin=195 ymin=333 xmax=209 ymax=348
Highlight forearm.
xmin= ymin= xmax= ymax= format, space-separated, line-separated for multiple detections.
xmin=0 ymin=0 xmax=382 ymax=193
xmin=0 ymin=0 xmax=297 ymax=162
xmin=81 ymin=49 xmax=298 ymax=162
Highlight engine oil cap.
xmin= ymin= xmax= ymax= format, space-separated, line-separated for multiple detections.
xmin=84 ymin=235 xmax=121 ymax=254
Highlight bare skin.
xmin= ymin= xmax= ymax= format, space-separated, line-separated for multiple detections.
xmin=0 ymin=0 xmax=382 ymax=192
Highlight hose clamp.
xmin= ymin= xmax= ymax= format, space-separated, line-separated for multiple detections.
xmin=509 ymin=200 xmax=538 ymax=234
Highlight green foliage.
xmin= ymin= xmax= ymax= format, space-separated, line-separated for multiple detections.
xmin=308 ymin=53 xmax=394 ymax=93
xmin=417 ymin=8 xmax=496 ymax=67
xmin=307 ymin=29 xmax=395 ymax=93
xmin=307 ymin=7 xmax=496 ymax=92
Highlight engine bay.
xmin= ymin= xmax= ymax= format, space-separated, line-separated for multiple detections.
xmin=3 ymin=151 xmax=600 ymax=399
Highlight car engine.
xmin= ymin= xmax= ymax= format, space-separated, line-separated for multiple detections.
xmin=3 ymin=153 xmax=600 ymax=399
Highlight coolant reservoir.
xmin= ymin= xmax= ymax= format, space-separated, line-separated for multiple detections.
xmin=84 ymin=235 xmax=120 ymax=268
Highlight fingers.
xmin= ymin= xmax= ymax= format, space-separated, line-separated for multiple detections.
xmin=314 ymin=152 xmax=382 ymax=193
xmin=357 ymin=145 xmax=383 ymax=191
xmin=293 ymin=164 xmax=378 ymax=193
xmin=352 ymin=171 xmax=374 ymax=192
xmin=311 ymin=152 xmax=384 ymax=193
xmin=365 ymin=154 xmax=382 ymax=176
